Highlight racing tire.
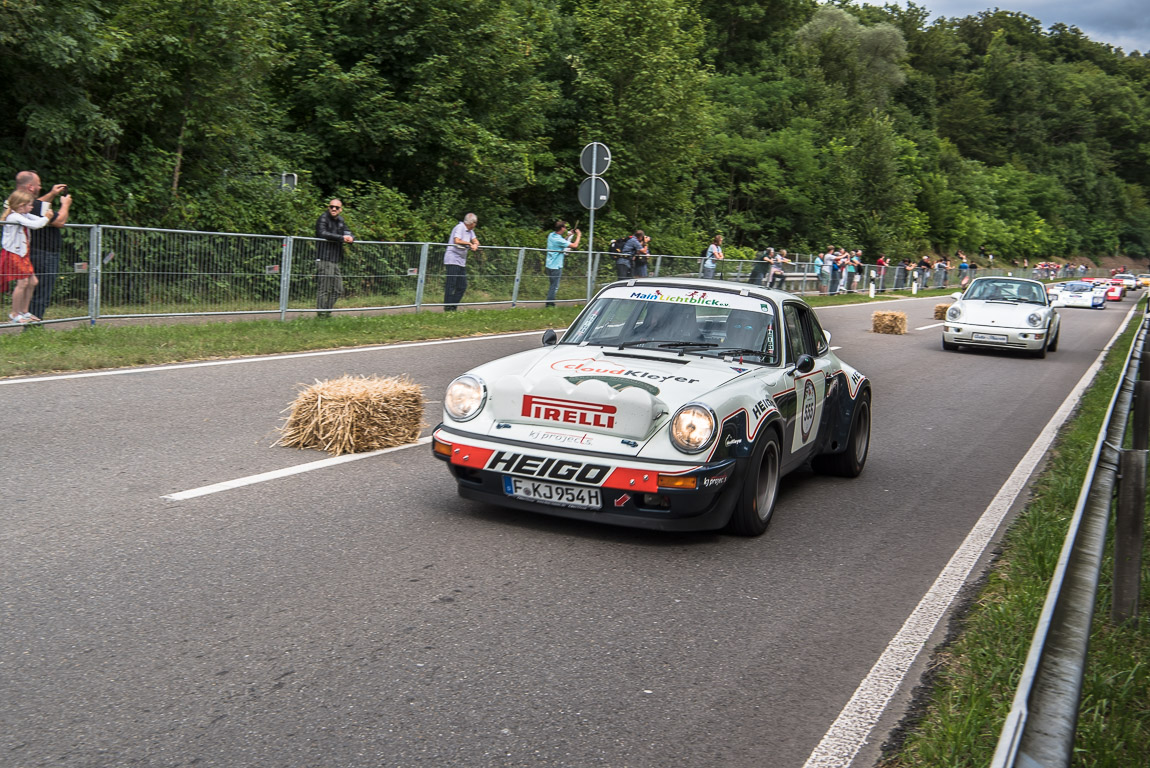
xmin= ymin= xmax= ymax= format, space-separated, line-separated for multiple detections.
xmin=942 ymin=338 xmax=959 ymax=351
xmin=1032 ymin=339 xmax=1048 ymax=359
xmin=812 ymin=390 xmax=871 ymax=478
xmin=726 ymin=431 xmax=781 ymax=537
xmin=1047 ymin=326 xmax=1059 ymax=352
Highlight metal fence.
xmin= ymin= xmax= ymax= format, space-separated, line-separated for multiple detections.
xmin=991 ymin=304 xmax=1148 ymax=768
xmin=0 ymin=223 xmax=1117 ymax=325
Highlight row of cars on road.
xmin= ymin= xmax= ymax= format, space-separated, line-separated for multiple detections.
xmin=431 ymin=269 xmax=1140 ymax=537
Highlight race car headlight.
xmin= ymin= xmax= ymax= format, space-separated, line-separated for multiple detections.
xmin=1027 ymin=312 xmax=1043 ymax=327
xmin=444 ymin=375 xmax=486 ymax=421
xmin=946 ymin=304 xmax=962 ymax=321
xmin=669 ymin=403 xmax=717 ymax=454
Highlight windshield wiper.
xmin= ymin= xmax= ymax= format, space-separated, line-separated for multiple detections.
xmin=713 ymin=347 xmax=767 ymax=356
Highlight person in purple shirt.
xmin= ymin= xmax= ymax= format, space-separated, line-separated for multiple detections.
xmin=444 ymin=213 xmax=479 ymax=311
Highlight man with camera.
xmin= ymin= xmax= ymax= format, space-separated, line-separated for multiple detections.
xmin=15 ymin=171 xmax=72 ymax=321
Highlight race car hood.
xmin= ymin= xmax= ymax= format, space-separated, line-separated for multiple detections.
xmin=475 ymin=345 xmax=755 ymax=442
xmin=958 ymin=300 xmax=1049 ymax=326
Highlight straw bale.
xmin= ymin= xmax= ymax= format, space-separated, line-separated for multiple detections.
xmin=934 ymin=303 xmax=951 ymax=320
xmin=277 ymin=375 xmax=425 ymax=455
xmin=872 ymin=310 xmax=907 ymax=335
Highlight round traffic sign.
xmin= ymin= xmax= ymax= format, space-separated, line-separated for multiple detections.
xmin=578 ymin=176 xmax=610 ymax=210
xmin=580 ymin=142 xmax=611 ymax=176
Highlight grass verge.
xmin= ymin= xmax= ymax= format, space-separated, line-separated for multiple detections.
xmin=0 ymin=307 xmax=585 ymax=378
xmin=878 ymin=309 xmax=1149 ymax=767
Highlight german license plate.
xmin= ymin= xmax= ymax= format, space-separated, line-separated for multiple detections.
xmin=503 ymin=476 xmax=601 ymax=510
xmin=973 ymin=332 xmax=1008 ymax=343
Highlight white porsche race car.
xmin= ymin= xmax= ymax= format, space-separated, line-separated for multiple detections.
xmin=943 ymin=276 xmax=1063 ymax=357
xmin=433 ymin=278 xmax=871 ymax=536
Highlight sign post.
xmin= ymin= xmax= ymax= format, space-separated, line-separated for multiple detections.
xmin=579 ymin=142 xmax=611 ymax=299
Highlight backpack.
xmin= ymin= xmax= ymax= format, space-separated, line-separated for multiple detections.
xmin=608 ymin=238 xmax=625 ymax=255
xmin=700 ymin=246 xmax=710 ymax=262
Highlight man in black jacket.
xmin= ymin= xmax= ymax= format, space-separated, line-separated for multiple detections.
xmin=315 ymin=199 xmax=353 ymax=316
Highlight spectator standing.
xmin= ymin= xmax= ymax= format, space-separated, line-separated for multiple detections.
xmin=545 ymin=220 xmax=581 ymax=307
xmin=749 ymin=247 xmax=773 ymax=286
xmin=914 ymin=255 xmax=932 ymax=288
xmin=615 ymin=230 xmax=640 ymax=279
xmin=819 ymin=248 xmax=833 ymax=294
xmin=958 ymin=252 xmax=970 ymax=286
xmin=701 ymin=235 xmax=724 ymax=279
xmin=934 ymin=255 xmax=950 ymax=287
xmin=2 ymin=190 xmax=51 ymax=324
xmin=848 ymin=250 xmax=863 ymax=291
xmin=15 ymin=172 xmax=72 ymax=321
xmin=769 ymin=249 xmax=791 ymax=289
xmin=314 ymin=199 xmax=353 ymax=317
xmin=444 ymin=213 xmax=479 ymax=311
xmin=875 ymin=254 xmax=888 ymax=291
xmin=632 ymin=233 xmax=651 ymax=277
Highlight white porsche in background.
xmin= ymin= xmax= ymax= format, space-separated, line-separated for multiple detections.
xmin=943 ymin=276 xmax=1063 ymax=358
xmin=1048 ymin=280 xmax=1107 ymax=309
xmin=433 ymin=278 xmax=871 ymax=536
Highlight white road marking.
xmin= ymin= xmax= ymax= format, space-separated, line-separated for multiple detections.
xmin=163 ymin=437 xmax=432 ymax=500
xmin=915 ymin=322 xmax=944 ymax=330
xmin=802 ymin=302 xmax=1141 ymax=768
xmin=0 ymin=330 xmax=555 ymax=386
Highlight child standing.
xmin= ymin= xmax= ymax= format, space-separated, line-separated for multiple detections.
xmin=2 ymin=189 xmax=50 ymax=324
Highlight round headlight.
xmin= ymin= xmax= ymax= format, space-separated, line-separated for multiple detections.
xmin=1027 ymin=312 xmax=1043 ymax=328
xmin=946 ymin=304 xmax=962 ymax=321
xmin=669 ymin=403 xmax=717 ymax=454
xmin=444 ymin=375 xmax=486 ymax=421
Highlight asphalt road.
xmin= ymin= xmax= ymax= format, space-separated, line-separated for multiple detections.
xmin=0 ymin=293 xmax=1135 ymax=768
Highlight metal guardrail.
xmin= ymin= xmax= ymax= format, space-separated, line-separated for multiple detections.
xmin=0 ymin=222 xmax=1118 ymax=326
xmin=990 ymin=304 xmax=1148 ymax=767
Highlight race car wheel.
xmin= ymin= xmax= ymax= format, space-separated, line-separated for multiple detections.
xmin=942 ymin=338 xmax=959 ymax=351
xmin=812 ymin=390 xmax=871 ymax=478
xmin=1047 ymin=327 xmax=1059 ymax=352
xmin=1032 ymin=339 xmax=1048 ymax=359
xmin=726 ymin=431 xmax=781 ymax=537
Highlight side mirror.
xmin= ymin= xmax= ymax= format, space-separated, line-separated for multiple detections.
xmin=542 ymin=329 xmax=558 ymax=346
xmin=792 ymin=353 xmax=816 ymax=375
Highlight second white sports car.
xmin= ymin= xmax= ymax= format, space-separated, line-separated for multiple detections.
xmin=943 ymin=276 xmax=1063 ymax=357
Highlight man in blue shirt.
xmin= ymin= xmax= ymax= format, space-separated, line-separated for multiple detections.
xmin=545 ymin=220 xmax=581 ymax=308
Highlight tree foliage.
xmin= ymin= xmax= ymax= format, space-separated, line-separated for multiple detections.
xmin=1 ymin=0 xmax=1149 ymax=261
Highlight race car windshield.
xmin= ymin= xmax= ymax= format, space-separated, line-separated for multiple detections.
xmin=563 ymin=295 xmax=780 ymax=365
xmin=965 ymin=280 xmax=1047 ymax=304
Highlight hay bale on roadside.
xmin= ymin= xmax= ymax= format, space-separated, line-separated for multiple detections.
xmin=872 ymin=310 xmax=907 ymax=335
xmin=277 ymin=375 xmax=425 ymax=455
xmin=934 ymin=303 xmax=950 ymax=320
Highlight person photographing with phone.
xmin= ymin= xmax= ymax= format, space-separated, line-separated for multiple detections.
xmin=15 ymin=171 xmax=72 ymax=321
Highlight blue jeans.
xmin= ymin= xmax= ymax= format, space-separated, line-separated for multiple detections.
xmin=28 ymin=249 xmax=60 ymax=319
xmin=546 ymin=267 xmax=562 ymax=306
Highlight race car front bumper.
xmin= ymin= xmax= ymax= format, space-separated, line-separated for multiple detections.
xmin=432 ymin=426 xmax=744 ymax=532
xmin=942 ymin=323 xmax=1048 ymax=351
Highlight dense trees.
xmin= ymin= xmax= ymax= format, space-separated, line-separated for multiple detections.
xmin=2 ymin=0 xmax=1148 ymax=261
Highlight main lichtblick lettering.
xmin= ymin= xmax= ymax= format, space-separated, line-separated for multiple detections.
xmin=487 ymin=451 xmax=610 ymax=485
xmin=522 ymin=395 xmax=616 ymax=428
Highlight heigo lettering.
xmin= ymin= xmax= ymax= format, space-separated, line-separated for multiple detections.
xmin=523 ymin=395 xmax=616 ymax=428
xmin=486 ymin=451 xmax=610 ymax=485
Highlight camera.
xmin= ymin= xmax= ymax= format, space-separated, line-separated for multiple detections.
xmin=59 ymin=185 xmax=68 ymax=194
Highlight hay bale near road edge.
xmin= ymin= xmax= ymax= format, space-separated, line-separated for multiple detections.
xmin=934 ymin=303 xmax=951 ymax=320
xmin=872 ymin=310 xmax=908 ymax=335
xmin=277 ymin=375 xmax=425 ymax=456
